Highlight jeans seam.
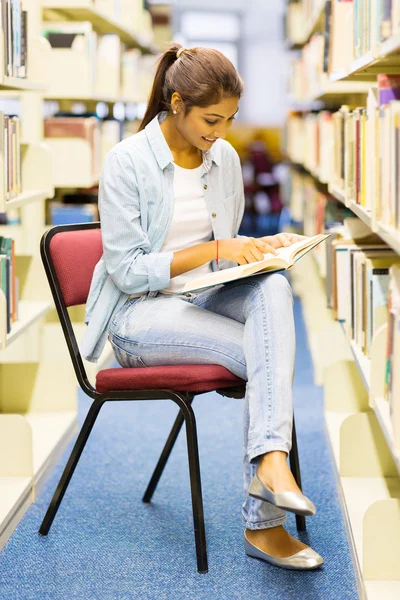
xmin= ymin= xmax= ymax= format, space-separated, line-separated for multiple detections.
xmin=242 ymin=516 xmax=286 ymax=530
xmin=247 ymin=284 xmax=272 ymax=442
xmin=108 ymin=333 xmax=247 ymax=369
xmin=247 ymin=442 xmax=292 ymax=464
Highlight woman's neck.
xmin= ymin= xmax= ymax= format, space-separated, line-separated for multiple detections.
xmin=160 ymin=114 xmax=202 ymax=168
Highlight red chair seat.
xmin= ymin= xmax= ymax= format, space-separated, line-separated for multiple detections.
xmin=96 ymin=364 xmax=245 ymax=393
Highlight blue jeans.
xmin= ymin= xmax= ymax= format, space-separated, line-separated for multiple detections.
xmin=108 ymin=272 xmax=295 ymax=530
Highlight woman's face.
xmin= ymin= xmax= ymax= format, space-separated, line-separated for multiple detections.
xmin=173 ymin=95 xmax=239 ymax=151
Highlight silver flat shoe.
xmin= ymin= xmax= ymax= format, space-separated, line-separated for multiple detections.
xmin=248 ymin=472 xmax=316 ymax=516
xmin=244 ymin=532 xmax=324 ymax=570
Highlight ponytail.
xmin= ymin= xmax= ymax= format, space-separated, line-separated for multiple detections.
xmin=138 ymin=42 xmax=244 ymax=132
xmin=138 ymin=43 xmax=182 ymax=131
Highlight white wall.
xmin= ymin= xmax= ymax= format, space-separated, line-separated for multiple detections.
xmin=240 ymin=0 xmax=289 ymax=126
xmin=171 ymin=0 xmax=289 ymax=127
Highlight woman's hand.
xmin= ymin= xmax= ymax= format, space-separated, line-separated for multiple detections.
xmin=218 ymin=237 xmax=279 ymax=265
xmin=257 ymin=232 xmax=308 ymax=249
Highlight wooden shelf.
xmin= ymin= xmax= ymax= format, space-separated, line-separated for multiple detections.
xmin=326 ymin=411 xmax=400 ymax=600
xmin=0 ymin=477 xmax=32 ymax=550
xmin=310 ymin=176 xmax=400 ymax=256
xmin=293 ymin=255 xmax=400 ymax=597
xmin=299 ymin=81 xmax=372 ymax=103
xmin=332 ymin=36 xmax=400 ymax=82
xmin=328 ymin=183 xmax=346 ymax=204
xmin=373 ymin=397 xmax=400 ymax=475
xmin=375 ymin=223 xmax=400 ymax=255
xmin=25 ymin=411 xmax=77 ymax=488
xmin=44 ymin=93 xmax=139 ymax=105
xmin=347 ymin=201 xmax=373 ymax=229
xmin=5 ymin=302 xmax=51 ymax=347
xmin=0 ymin=412 xmax=77 ymax=549
xmin=4 ymin=188 xmax=54 ymax=210
xmin=42 ymin=0 xmax=157 ymax=53
xmin=0 ymin=76 xmax=47 ymax=92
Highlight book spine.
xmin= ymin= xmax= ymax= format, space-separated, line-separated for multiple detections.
xmin=20 ymin=8 xmax=26 ymax=78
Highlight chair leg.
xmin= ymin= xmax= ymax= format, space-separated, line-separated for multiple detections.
xmin=181 ymin=398 xmax=208 ymax=574
xmin=289 ymin=415 xmax=307 ymax=532
xmin=142 ymin=397 xmax=193 ymax=504
xmin=39 ymin=399 xmax=105 ymax=536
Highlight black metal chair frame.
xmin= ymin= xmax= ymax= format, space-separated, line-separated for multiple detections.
xmin=38 ymin=222 xmax=306 ymax=574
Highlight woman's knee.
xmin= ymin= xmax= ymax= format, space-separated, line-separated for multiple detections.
xmin=254 ymin=272 xmax=293 ymax=302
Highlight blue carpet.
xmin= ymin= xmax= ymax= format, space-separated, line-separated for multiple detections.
xmin=0 ymin=298 xmax=358 ymax=600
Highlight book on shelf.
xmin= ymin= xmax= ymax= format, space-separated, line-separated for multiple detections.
xmin=179 ymin=234 xmax=329 ymax=294
xmin=0 ymin=0 xmax=28 ymax=79
xmin=332 ymin=239 xmax=388 ymax=322
xmin=44 ymin=116 xmax=101 ymax=179
xmin=49 ymin=202 xmax=99 ymax=226
xmin=387 ymin=264 xmax=400 ymax=450
xmin=364 ymin=255 xmax=400 ymax=356
xmin=0 ymin=111 xmax=22 ymax=204
xmin=0 ymin=234 xmax=17 ymax=335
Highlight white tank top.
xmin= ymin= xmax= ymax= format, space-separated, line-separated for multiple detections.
xmin=160 ymin=162 xmax=213 ymax=294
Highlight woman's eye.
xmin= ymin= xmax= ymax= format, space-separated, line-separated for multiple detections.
xmin=205 ymin=120 xmax=217 ymax=125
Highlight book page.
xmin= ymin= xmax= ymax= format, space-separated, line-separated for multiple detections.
xmin=180 ymin=234 xmax=328 ymax=294
xmin=263 ymin=233 xmax=328 ymax=265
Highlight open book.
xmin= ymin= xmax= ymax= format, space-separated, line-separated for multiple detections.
xmin=179 ymin=233 xmax=330 ymax=294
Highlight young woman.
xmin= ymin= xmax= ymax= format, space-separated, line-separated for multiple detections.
xmin=81 ymin=44 xmax=324 ymax=570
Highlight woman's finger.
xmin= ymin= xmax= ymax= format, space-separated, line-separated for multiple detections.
xmin=275 ymin=234 xmax=291 ymax=247
xmin=254 ymin=239 xmax=278 ymax=255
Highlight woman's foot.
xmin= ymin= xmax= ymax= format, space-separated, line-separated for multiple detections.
xmin=245 ymin=525 xmax=307 ymax=558
xmin=257 ymin=450 xmax=302 ymax=495
xmin=244 ymin=526 xmax=324 ymax=570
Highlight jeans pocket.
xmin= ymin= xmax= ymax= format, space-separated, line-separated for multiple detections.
xmin=110 ymin=296 xmax=141 ymax=329
xmin=110 ymin=338 xmax=147 ymax=368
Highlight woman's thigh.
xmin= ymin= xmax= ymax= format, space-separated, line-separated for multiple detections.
xmin=108 ymin=294 xmax=247 ymax=379
xmin=193 ymin=272 xmax=293 ymax=323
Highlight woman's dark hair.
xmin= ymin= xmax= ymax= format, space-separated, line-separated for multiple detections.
xmin=138 ymin=42 xmax=244 ymax=131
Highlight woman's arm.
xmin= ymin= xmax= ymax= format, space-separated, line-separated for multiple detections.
xmin=170 ymin=242 xmax=217 ymax=277
xmin=99 ymin=150 xmax=174 ymax=294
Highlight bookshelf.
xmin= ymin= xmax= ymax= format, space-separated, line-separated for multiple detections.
xmin=285 ymin=1 xmax=400 ymax=597
xmin=291 ymin=254 xmax=400 ymax=600
xmin=42 ymin=0 xmax=157 ymax=53
xmin=0 ymin=0 xmax=81 ymax=551
xmin=0 ymin=0 xmax=159 ymax=552
xmin=0 ymin=77 xmax=47 ymax=92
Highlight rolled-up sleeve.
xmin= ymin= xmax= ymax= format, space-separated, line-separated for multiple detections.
xmin=99 ymin=150 xmax=173 ymax=294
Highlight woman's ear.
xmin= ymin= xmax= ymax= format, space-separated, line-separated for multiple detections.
xmin=171 ymin=91 xmax=183 ymax=113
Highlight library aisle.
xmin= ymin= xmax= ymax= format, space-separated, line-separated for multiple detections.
xmin=0 ymin=297 xmax=358 ymax=600
xmin=2 ymin=0 xmax=400 ymax=598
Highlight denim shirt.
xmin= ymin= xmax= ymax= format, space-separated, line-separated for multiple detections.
xmin=80 ymin=111 xmax=245 ymax=362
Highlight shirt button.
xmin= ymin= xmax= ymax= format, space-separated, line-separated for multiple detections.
xmin=203 ymin=184 xmax=208 ymax=190
xmin=212 ymin=212 xmax=217 ymax=218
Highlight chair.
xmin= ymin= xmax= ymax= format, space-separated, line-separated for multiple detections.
xmin=39 ymin=222 xmax=307 ymax=574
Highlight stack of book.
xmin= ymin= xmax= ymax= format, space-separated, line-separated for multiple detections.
xmin=0 ymin=111 xmax=22 ymax=202
xmin=286 ymin=1 xmax=400 ymax=74
xmin=44 ymin=115 xmax=122 ymax=182
xmin=353 ymin=0 xmax=400 ymax=56
xmin=332 ymin=75 xmax=400 ymax=227
xmin=285 ymin=110 xmax=334 ymax=181
xmin=387 ymin=264 xmax=400 ymax=450
xmin=0 ymin=234 xmax=18 ymax=335
xmin=47 ymin=190 xmax=99 ymax=226
xmin=0 ymin=0 xmax=28 ymax=79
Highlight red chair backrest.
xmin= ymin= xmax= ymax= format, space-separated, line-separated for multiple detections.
xmin=49 ymin=228 xmax=103 ymax=307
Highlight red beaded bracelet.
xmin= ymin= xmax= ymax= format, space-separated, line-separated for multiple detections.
xmin=216 ymin=239 xmax=219 ymax=265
